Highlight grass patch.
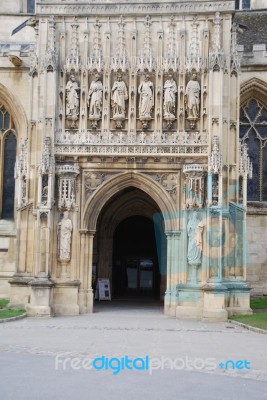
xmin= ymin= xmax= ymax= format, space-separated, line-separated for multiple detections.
xmin=229 ymin=313 xmax=267 ymax=330
xmin=0 ymin=299 xmax=9 ymax=309
xmin=0 ymin=309 xmax=25 ymax=320
xmin=250 ymin=297 xmax=267 ymax=310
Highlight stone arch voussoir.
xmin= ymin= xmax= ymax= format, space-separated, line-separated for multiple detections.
xmin=82 ymin=172 xmax=178 ymax=232
xmin=240 ymin=78 xmax=267 ymax=109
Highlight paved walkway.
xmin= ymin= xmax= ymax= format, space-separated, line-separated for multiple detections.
xmin=1 ymin=302 xmax=267 ymax=399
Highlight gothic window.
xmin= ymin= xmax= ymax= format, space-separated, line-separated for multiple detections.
xmin=0 ymin=105 xmax=17 ymax=219
xmin=240 ymin=99 xmax=267 ymax=201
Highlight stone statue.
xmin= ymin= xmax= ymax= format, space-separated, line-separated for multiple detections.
xmin=163 ymin=74 xmax=177 ymax=118
xmin=138 ymin=74 xmax=154 ymax=118
xmin=66 ymin=74 xmax=80 ymax=119
xmin=58 ymin=211 xmax=72 ymax=261
xmin=185 ymin=73 xmax=200 ymax=118
xmin=88 ymin=73 xmax=103 ymax=119
xmin=187 ymin=211 xmax=204 ymax=265
xmin=111 ymin=74 xmax=128 ymax=118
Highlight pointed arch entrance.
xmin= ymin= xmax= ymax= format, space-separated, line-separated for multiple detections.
xmin=81 ymin=172 xmax=178 ymax=312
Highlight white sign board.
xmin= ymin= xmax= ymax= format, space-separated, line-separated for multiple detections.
xmin=96 ymin=278 xmax=111 ymax=301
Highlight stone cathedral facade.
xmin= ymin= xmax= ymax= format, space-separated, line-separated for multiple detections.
xmin=0 ymin=0 xmax=266 ymax=321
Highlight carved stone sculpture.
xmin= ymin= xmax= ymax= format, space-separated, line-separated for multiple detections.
xmin=163 ymin=74 xmax=177 ymax=119
xmin=66 ymin=74 xmax=80 ymax=119
xmin=88 ymin=73 xmax=103 ymax=120
xmin=185 ymin=73 xmax=200 ymax=119
xmin=187 ymin=211 xmax=204 ymax=266
xmin=111 ymin=74 xmax=128 ymax=118
xmin=138 ymin=74 xmax=154 ymax=119
xmin=58 ymin=211 xmax=73 ymax=262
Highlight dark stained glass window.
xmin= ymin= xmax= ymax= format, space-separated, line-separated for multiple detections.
xmin=2 ymin=133 xmax=16 ymax=219
xmin=0 ymin=106 xmax=17 ymax=219
xmin=240 ymin=99 xmax=267 ymax=201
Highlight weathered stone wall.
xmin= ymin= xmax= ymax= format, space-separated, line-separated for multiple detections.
xmin=0 ymin=221 xmax=16 ymax=298
xmin=247 ymin=210 xmax=267 ymax=296
xmin=0 ymin=0 xmax=32 ymax=15
xmin=251 ymin=0 xmax=267 ymax=9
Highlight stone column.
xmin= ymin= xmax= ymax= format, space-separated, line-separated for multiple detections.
xmin=78 ymin=229 xmax=87 ymax=313
xmin=164 ymin=232 xmax=172 ymax=314
xmin=86 ymin=231 xmax=95 ymax=313
xmin=164 ymin=231 xmax=180 ymax=316
xmin=207 ymin=172 xmax=212 ymax=206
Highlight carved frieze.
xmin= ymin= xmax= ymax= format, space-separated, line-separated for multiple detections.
xmin=37 ymin=2 xmax=234 ymax=16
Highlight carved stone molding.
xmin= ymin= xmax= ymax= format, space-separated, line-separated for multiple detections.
xmin=40 ymin=137 xmax=54 ymax=175
xmin=55 ymin=129 xmax=208 ymax=146
xmin=15 ymin=139 xmax=28 ymax=208
xmin=208 ymin=136 xmax=222 ymax=174
xmin=42 ymin=16 xmax=57 ymax=72
xmin=163 ymin=16 xmax=178 ymax=72
xmin=137 ymin=16 xmax=155 ymax=72
xmin=111 ymin=16 xmax=129 ymax=72
xmin=240 ymin=78 xmax=267 ymax=106
xmin=56 ymin=163 xmax=80 ymax=210
xmin=239 ymin=142 xmax=253 ymax=179
xmin=37 ymin=2 xmax=234 ymax=16
xmin=83 ymin=171 xmax=119 ymax=198
xmin=65 ymin=17 xmax=80 ymax=73
xmin=143 ymin=172 xmax=179 ymax=200
xmin=55 ymin=144 xmax=208 ymax=157
xmin=87 ymin=19 xmax=103 ymax=72
xmin=38 ymin=137 xmax=55 ymax=209
xmin=209 ymin=12 xmax=225 ymax=71
xmin=183 ymin=163 xmax=206 ymax=208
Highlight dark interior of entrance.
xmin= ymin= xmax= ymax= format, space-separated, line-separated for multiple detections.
xmin=113 ymin=216 xmax=160 ymax=299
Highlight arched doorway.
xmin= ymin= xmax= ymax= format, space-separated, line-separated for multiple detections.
xmin=113 ymin=215 xmax=160 ymax=299
xmin=94 ymin=187 xmax=166 ymax=302
xmin=81 ymin=172 xmax=178 ymax=313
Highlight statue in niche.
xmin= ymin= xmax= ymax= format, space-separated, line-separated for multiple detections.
xmin=88 ymin=73 xmax=103 ymax=120
xmin=57 ymin=211 xmax=73 ymax=262
xmin=187 ymin=211 xmax=204 ymax=266
xmin=111 ymin=74 xmax=128 ymax=118
xmin=138 ymin=74 xmax=154 ymax=119
xmin=66 ymin=74 xmax=80 ymax=119
xmin=163 ymin=74 xmax=177 ymax=118
xmin=185 ymin=73 xmax=200 ymax=119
